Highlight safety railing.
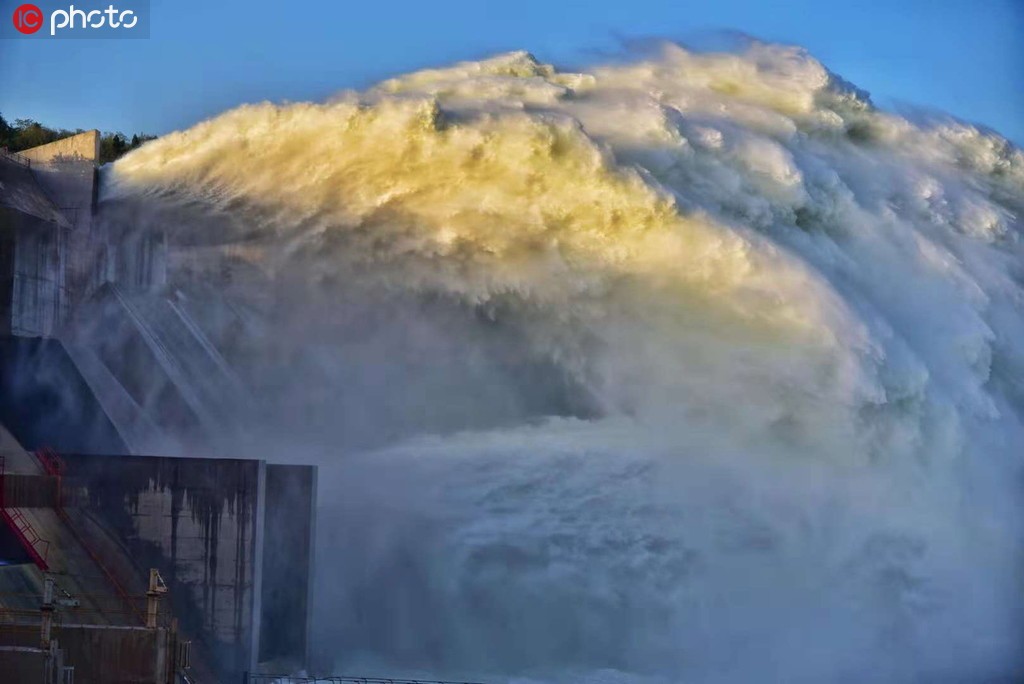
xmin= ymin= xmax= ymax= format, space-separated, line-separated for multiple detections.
xmin=34 ymin=447 xmax=147 ymax=625
xmin=0 ymin=454 xmax=51 ymax=570
xmin=36 ymin=447 xmax=65 ymax=479
xmin=1 ymin=509 xmax=51 ymax=568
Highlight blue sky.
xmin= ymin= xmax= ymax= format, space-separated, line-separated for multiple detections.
xmin=1 ymin=0 xmax=1022 ymax=145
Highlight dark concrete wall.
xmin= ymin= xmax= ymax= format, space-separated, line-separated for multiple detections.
xmin=0 ymin=522 xmax=37 ymax=565
xmin=70 ymin=285 xmax=205 ymax=439
xmin=0 ymin=207 xmax=70 ymax=338
xmin=11 ymin=217 xmax=68 ymax=336
xmin=0 ymin=336 xmax=127 ymax=454
xmin=2 ymin=473 xmax=59 ymax=508
xmin=0 ymin=647 xmax=48 ymax=682
xmin=55 ymin=454 xmax=317 ymax=680
xmin=58 ymin=624 xmax=170 ymax=684
xmin=0 ymin=155 xmax=68 ymax=226
xmin=1 ymin=628 xmax=175 ymax=684
xmin=60 ymin=454 xmax=265 ymax=679
xmin=27 ymin=159 xmax=97 ymax=234
xmin=0 ymin=133 xmax=133 ymax=340
xmin=0 ymin=222 xmax=13 ymax=336
xmin=260 ymin=464 xmax=316 ymax=668
xmin=0 ymin=154 xmax=74 ymax=338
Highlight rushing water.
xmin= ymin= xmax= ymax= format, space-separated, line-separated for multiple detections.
xmin=103 ymin=41 xmax=1024 ymax=682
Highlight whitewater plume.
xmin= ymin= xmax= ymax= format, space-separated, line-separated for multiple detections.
xmin=100 ymin=41 xmax=1024 ymax=682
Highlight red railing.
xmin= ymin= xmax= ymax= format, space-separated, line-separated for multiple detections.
xmin=36 ymin=448 xmax=65 ymax=479
xmin=0 ymin=454 xmax=51 ymax=570
xmin=34 ymin=447 xmax=145 ymax=625
xmin=35 ymin=447 xmax=64 ymax=509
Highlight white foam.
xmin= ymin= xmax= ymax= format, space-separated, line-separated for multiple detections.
xmin=104 ymin=41 xmax=1024 ymax=681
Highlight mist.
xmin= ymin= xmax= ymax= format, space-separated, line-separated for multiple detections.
xmin=92 ymin=41 xmax=1024 ymax=682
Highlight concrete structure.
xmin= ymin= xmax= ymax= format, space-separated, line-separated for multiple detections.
xmin=0 ymin=336 xmax=127 ymax=455
xmin=0 ymin=132 xmax=319 ymax=683
xmin=0 ymin=427 xmax=317 ymax=682
xmin=2 ymin=133 xmax=231 ymax=454
xmin=65 ymin=283 xmax=249 ymax=453
xmin=18 ymin=130 xmax=99 ymax=166
xmin=19 ymin=131 xmax=112 ymax=316
xmin=0 ymin=132 xmax=104 ymax=337
xmin=0 ymin=151 xmax=72 ymax=337
xmin=0 ymin=423 xmax=189 ymax=682
xmin=1 ymin=131 xmax=166 ymax=338
xmin=19 ymin=130 xmax=100 ymax=235
xmin=61 ymin=453 xmax=317 ymax=677
xmin=0 ymin=609 xmax=189 ymax=683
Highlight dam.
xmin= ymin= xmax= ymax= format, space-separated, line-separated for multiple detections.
xmin=3 ymin=40 xmax=1023 ymax=682
xmin=0 ymin=132 xmax=317 ymax=683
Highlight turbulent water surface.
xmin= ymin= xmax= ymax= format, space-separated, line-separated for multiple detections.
xmin=103 ymin=42 xmax=1024 ymax=682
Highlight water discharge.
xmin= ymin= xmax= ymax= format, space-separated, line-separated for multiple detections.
xmin=102 ymin=42 xmax=1024 ymax=682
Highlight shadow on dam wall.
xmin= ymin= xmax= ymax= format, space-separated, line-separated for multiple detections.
xmin=0 ymin=335 xmax=127 ymax=454
xmin=0 ymin=132 xmax=318 ymax=682
xmin=57 ymin=453 xmax=317 ymax=678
